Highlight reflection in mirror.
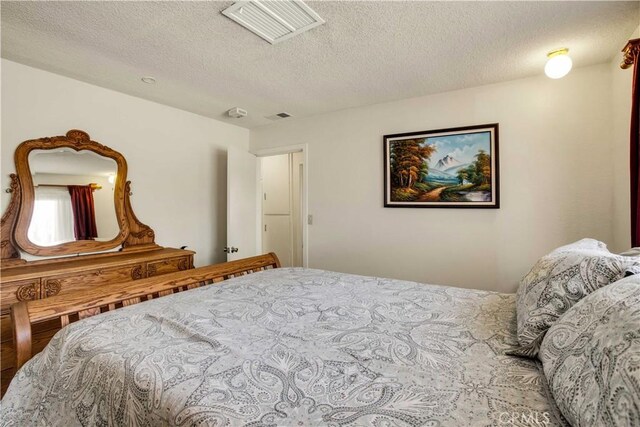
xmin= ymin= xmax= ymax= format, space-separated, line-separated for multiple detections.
xmin=27 ymin=149 xmax=119 ymax=247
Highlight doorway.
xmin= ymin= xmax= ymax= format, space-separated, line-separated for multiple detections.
xmin=258 ymin=150 xmax=305 ymax=267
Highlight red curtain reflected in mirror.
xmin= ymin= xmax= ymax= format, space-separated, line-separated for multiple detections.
xmin=68 ymin=185 xmax=98 ymax=240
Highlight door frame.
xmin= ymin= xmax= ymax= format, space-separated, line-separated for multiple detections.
xmin=252 ymin=144 xmax=308 ymax=267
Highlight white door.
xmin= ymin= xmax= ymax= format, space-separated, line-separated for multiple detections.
xmin=263 ymin=215 xmax=292 ymax=266
xmin=261 ymin=154 xmax=293 ymax=267
xmin=261 ymin=154 xmax=290 ymax=215
xmin=226 ymin=147 xmax=258 ymax=261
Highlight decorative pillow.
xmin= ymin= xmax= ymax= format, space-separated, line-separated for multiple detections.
xmin=539 ymin=274 xmax=640 ymax=426
xmin=512 ymin=239 xmax=640 ymax=357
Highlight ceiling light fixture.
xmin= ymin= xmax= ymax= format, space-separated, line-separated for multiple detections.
xmin=141 ymin=76 xmax=156 ymax=84
xmin=544 ymin=48 xmax=572 ymax=79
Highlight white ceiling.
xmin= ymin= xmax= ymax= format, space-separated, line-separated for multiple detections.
xmin=2 ymin=1 xmax=638 ymax=129
xmin=30 ymin=149 xmax=117 ymax=176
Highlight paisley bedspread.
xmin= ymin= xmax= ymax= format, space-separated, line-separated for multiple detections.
xmin=1 ymin=268 xmax=566 ymax=426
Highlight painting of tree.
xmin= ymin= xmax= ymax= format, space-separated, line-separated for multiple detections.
xmin=389 ymin=139 xmax=436 ymax=188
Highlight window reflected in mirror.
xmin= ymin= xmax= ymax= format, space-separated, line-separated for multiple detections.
xmin=28 ymin=187 xmax=75 ymax=246
xmin=27 ymin=149 xmax=119 ymax=247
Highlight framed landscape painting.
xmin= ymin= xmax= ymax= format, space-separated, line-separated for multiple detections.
xmin=384 ymin=123 xmax=499 ymax=208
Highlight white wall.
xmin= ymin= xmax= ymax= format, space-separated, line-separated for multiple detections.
xmin=251 ymin=64 xmax=614 ymax=292
xmin=611 ymin=26 xmax=640 ymax=253
xmin=1 ymin=59 xmax=250 ymax=266
xmin=2 ymin=56 xmax=626 ymax=291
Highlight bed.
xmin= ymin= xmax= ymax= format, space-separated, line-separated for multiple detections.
xmin=0 ymin=254 xmax=567 ymax=426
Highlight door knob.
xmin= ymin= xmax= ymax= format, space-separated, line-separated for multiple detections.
xmin=223 ymin=247 xmax=239 ymax=253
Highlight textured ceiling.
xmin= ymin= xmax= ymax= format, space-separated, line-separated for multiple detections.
xmin=2 ymin=1 xmax=638 ymax=128
xmin=30 ymin=150 xmax=117 ymax=176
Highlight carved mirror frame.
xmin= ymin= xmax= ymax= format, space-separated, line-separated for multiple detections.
xmin=2 ymin=130 xmax=158 ymax=260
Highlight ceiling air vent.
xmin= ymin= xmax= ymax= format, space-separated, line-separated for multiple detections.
xmin=266 ymin=112 xmax=292 ymax=121
xmin=222 ymin=1 xmax=325 ymax=44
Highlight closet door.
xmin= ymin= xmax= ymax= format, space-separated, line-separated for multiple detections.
xmin=261 ymin=154 xmax=294 ymax=267
xmin=261 ymin=154 xmax=290 ymax=215
xmin=262 ymin=215 xmax=292 ymax=267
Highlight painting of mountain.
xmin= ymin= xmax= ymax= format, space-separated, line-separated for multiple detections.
xmin=384 ymin=124 xmax=499 ymax=208
xmin=435 ymin=155 xmax=460 ymax=170
xmin=423 ymin=167 xmax=458 ymax=185
xmin=425 ymin=155 xmax=470 ymax=184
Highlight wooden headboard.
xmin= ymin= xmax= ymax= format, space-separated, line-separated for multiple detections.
xmin=12 ymin=253 xmax=281 ymax=370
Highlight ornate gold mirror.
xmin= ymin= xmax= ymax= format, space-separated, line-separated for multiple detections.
xmin=13 ymin=130 xmax=129 ymax=256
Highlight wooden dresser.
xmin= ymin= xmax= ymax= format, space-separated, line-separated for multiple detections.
xmin=0 ymin=247 xmax=194 ymax=394
xmin=0 ymin=130 xmax=202 ymax=396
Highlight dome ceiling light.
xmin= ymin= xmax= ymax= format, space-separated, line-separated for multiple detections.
xmin=544 ymin=48 xmax=572 ymax=79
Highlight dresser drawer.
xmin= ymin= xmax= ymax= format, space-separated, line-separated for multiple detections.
xmin=0 ymin=279 xmax=40 ymax=315
xmin=41 ymin=263 xmax=146 ymax=298
xmin=1 ymin=367 xmax=15 ymax=396
xmin=0 ymin=315 xmax=11 ymax=344
xmin=1 ymin=314 xmax=15 ymax=394
xmin=147 ymin=256 xmax=191 ymax=277
xmin=1 ymin=338 xmax=14 ymax=372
